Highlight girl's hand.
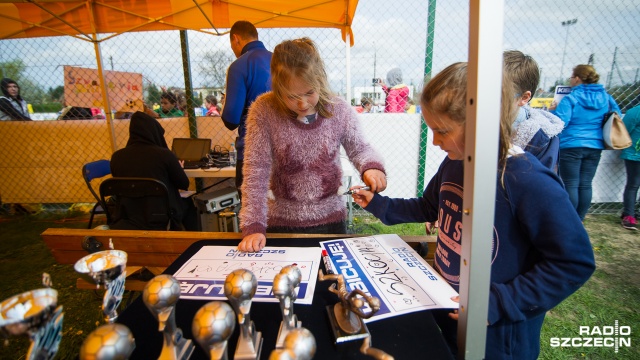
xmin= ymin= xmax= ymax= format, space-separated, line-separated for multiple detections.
xmin=352 ymin=187 xmax=374 ymax=208
xmin=425 ymin=221 xmax=439 ymax=235
xmin=447 ymin=296 xmax=489 ymax=325
xmin=362 ymin=169 xmax=387 ymax=193
xmin=238 ymin=233 xmax=266 ymax=252
xmin=448 ymin=296 xmax=460 ymax=321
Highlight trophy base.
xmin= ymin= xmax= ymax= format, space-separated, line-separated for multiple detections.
xmin=275 ymin=318 xmax=302 ymax=349
xmin=176 ymin=339 xmax=195 ymax=360
xmin=234 ymin=331 xmax=263 ymax=360
xmin=325 ymin=305 xmax=370 ymax=343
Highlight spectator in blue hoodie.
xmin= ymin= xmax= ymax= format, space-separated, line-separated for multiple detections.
xmin=620 ymin=105 xmax=640 ymax=230
xmin=550 ymin=64 xmax=621 ymax=221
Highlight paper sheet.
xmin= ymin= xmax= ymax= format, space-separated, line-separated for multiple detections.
xmin=173 ymin=246 xmax=321 ymax=304
xmin=320 ymin=234 xmax=459 ymax=323
xmin=553 ymin=85 xmax=572 ymax=105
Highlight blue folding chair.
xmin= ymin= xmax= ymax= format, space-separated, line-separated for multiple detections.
xmin=82 ymin=159 xmax=111 ymax=228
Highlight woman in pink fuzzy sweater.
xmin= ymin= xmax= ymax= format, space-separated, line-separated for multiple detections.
xmin=238 ymin=38 xmax=387 ymax=252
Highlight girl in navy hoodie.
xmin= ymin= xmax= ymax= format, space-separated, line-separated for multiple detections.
xmin=352 ymin=62 xmax=595 ymax=359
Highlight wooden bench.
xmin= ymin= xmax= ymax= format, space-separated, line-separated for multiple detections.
xmin=41 ymin=228 xmax=437 ymax=291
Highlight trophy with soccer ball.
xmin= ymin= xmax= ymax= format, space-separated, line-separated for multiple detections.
xmin=74 ymin=249 xmax=127 ymax=323
xmin=192 ymin=301 xmax=235 ymax=360
xmin=273 ymin=264 xmax=302 ymax=348
xmin=224 ymin=269 xmax=263 ymax=360
xmin=0 ymin=273 xmax=64 ymax=360
xmin=79 ymin=323 xmax=135 ymax=360
xmin=143 ymin=274 xmax=194 ymax=359
xmin=269 ymin=327 xmax=316 ymax=360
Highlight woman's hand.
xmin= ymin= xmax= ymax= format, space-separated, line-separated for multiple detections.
xmin=238 ymin=233 xmax=266 ymax=252
xmin=362 ymin=169 xmax=387 ymax=193
xmin=548 ymin=101 xmax=558 ymax=111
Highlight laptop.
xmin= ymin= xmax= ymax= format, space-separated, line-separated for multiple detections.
xmin=171 ymin=138 xmax=211 ymax=169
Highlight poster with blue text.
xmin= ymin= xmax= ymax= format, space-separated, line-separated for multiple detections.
xmin=173 ymin=246 xmax=321 ymax=304
xmin=320 ymin=234 xmax=458 ymax=322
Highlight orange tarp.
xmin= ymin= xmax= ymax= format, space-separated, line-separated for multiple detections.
xmin=0 ymin=0 xmax=358 ymax=45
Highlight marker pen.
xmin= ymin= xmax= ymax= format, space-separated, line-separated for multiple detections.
xmin=321 ymin=249 xmax=335 ymax=274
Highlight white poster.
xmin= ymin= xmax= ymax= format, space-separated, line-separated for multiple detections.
xmin=320 ymin=234 xmax=458 ymax=323
xmin=173 ymin=246 xmax=321 ymax=304
xmin=554 ymin=85 xmax=572 ymax=105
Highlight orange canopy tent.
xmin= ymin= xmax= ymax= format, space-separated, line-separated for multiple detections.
xmin=0 ymin=0 xmax=358 ymax=45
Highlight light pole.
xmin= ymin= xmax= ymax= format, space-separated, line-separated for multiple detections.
xmin=559 ymin=18 xmax=577 ymax=82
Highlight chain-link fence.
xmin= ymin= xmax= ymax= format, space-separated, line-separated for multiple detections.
xmin=0 ymin=0 xmax=638 ymax=217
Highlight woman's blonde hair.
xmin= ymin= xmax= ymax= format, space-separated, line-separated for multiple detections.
xmin=270 ymin=37 xmax=333 ymax=118
xmin=420 ymin=62 xmax=518 ymax=168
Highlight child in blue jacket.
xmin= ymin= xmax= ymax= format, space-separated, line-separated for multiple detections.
xmin=352 ymin=62 xmax=595 ymax=359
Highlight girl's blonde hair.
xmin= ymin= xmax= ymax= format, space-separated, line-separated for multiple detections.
xmin=270 ymin=38 xmax=333 ymax=118
xmin=420 ymin=62 xmax=518 ymax=168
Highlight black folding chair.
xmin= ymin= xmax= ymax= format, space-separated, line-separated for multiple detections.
xmin=99 ymin=177 xmax=183 ymax=231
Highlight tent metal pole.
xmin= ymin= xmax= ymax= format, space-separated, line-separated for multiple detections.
xmin=85 ymin=0 xmax=116 ymax=153
xmin=458 ymin=0 xmax=505 ymax=358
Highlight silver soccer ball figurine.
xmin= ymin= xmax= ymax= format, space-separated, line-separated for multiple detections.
xmin=192 ymin=301 xmax=235 ymax=360
xmin=79 ymin=323 xmax=135 ymax=360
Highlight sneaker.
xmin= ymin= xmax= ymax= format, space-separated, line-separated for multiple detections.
xmin=621 ymin=216 xmax=638 ymax=230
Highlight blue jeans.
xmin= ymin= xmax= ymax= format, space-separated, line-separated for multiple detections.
xmin=623 ymin=159 xmax=640 ymax=217
xmin=558 ymin=147 xmax=602 ymax=220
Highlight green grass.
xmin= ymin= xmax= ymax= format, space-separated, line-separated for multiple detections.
xmin=1 ymin=212 xmax=638 ymax=359
xmin=0 ymin=212 xmax=109 ymax=359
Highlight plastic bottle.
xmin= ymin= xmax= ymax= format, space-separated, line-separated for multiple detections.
xmin=229 ymin=143 xmax=237 ymax=166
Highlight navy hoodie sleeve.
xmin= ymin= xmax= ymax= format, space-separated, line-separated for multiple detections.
xmin=364 ymin=159 xmax=445 ymax=225
xmin=487 ymin=157 xmax=595 ymax=324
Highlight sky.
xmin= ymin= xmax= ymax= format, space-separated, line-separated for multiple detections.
xmin=1 ymin=0 xmax=639 ymax=100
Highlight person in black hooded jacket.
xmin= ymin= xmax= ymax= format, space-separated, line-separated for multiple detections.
xmin=0 ymin=78 xmax=31 ymax=120
xmin=110 ymin=111 xmax=197 ymax=230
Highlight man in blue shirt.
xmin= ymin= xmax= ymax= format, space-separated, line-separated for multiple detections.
xmin=221 ymin=21 xmax=272 ymax=197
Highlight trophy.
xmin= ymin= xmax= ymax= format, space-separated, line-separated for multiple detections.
xmin=0 ymin=273 xmax=64 ymax=360
xmin=143 ymin=274 xmax=195 ymax=360
xmin=360 ymin=336 xmax=394 ymax=360
xmin=272 ymin=265 xmax=302 ymax=349
xmin=283 ymin=327 xmax=316 ymax=360
xmin=79 ymin=323 xmax=135 ymax=360
xmin=192 ymin=301 xmax=235 ymax=360
xmin=269 ymin=327 xmax=316 ymax=360
xmin=318 ymin=270 xmax=381 ymax=342
xmin=74 ymin=249 xmax=127 ymax=323
xmin=223 ymin=269 xmax=263 ymax=360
